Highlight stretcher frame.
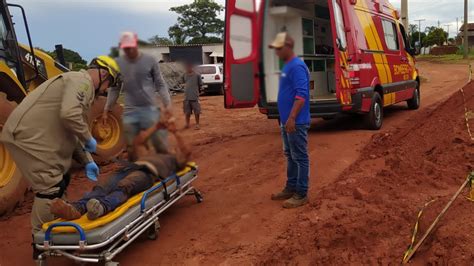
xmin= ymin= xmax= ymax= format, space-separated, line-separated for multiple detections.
xmin=33 ymin=167 xmax=202 ymax=266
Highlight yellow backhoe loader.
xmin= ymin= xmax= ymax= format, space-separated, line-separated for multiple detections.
xmin=0 ymin=0 xmax=125 ymax=215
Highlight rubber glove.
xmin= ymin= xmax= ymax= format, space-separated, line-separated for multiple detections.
xmin=84 ymin=138 xmax=97 ymax=153
xmin=85 ymin=162 xmax=99 ymax=182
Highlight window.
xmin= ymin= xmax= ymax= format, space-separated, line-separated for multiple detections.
xmin=302 ymin=18 xmax=315 ymax=55
xmin=229 ymin=14 xmax=252 ymax=59
xmin=382 ymin=20 xmax=399 ymax=51
xmin=333 ymin=0 xmax=347 ymax=51
xmin=195 ymin=66 xmax=216 ymax=75
xmin=399 ymin=24 xmax=411 ymax=50
xmin=0 ymin=17 xmax=7 ymax=50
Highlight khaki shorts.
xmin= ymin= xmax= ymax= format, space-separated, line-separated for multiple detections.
xmin=183 ymin=100 xmax=201 ymax=115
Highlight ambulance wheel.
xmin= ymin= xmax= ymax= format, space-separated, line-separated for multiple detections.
xmin=364 ymin=92 xmax=383 ymax=130
xmin=407 ymin=82 xmax=421 ymax=110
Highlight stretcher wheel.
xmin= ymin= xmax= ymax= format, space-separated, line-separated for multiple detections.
xmin=146 ymin=219 xmax=160 ymax=240
xmin=194 ymin=189 xmax=203 ymax=203
xmin=35 ymin=259 xmax=47 ymax=266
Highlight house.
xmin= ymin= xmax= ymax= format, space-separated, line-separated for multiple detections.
xmin=119 ymin=43 xmax=224 ymax=65
xmin=458 ymin=23 xmax=474 ymax=47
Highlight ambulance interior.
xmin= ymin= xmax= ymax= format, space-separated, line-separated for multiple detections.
xmin=263 ymin=0 xmax=339 ymax=103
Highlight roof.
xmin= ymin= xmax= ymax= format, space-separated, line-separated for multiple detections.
xmin=459 ymin=23 xmax=474 ymax=31
xmin=152 ymin=43 xmax=223 ymax=48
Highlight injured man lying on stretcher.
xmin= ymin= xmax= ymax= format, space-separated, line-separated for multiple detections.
xmin=50 ymin=118 xmax=191 ymax=220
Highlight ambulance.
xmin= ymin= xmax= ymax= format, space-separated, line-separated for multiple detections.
xmin=224 ymin=0 xmax=420 ymax=129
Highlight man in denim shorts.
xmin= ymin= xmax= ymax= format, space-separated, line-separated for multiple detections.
xmin=182 ymin=62 xmax=202 ymax=130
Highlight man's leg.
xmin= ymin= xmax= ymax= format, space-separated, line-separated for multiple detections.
xmin=184 ymin=100 xmax=191 ymax=128
xmin=31 ymin=196 xmax=55 ymax=234
xmin=271 ymin=126 xmax=298 ymax=200
xmin=193 ymin=100 xmax=201 ymax=129
xmin=142 ymin=108 xmax=169 ymax=154
xmin=87 ymin=171 xmax=154 ymax=219
xmin=123 ymin=114 xmax=141 ymax=161
xmin=283 ymin=124 xmax=310 ymax=208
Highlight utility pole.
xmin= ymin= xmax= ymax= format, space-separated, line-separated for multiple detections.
xmin=457 ymin=17 xmax=459 ymax=33
xmin=401 ymin=0 xmax=408 ymax=30
xmin=464 ymin=0 xmax=469 ymax=59
xmin=414 ymin=19 xmax=426 ymax=47
xmin=445 ymin=24 xmax=451 ymax=37
xmin=445 ymin=24 xmax=451 ymax=45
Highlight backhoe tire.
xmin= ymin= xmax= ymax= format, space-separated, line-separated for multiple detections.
xmin=88 ymin=96 xmax=126 ymax=161
xmin=0 ymin=92 xmax=28 ymax=216
xmin=364 ymin=92 xmax=383 ymax=130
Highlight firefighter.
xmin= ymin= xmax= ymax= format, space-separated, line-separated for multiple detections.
xmin=0 ymin=56 xmax=121 ymax=235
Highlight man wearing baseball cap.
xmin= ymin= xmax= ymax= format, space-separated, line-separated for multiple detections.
xmin=104 ymin=32 xmax=171 ymax=161
xmin=269 ymin=32 xmax=311 ymax=208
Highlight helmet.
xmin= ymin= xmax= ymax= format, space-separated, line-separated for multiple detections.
xmin=89 ymin=55 xmax=121 ymax=86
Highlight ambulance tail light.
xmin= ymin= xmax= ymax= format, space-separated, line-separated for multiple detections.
xmin=347 ymin=64 xmax=360 ymax=85
xmin=215 ymin=74 xmax=221 ymax=80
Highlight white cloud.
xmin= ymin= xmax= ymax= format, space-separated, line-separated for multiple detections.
xmin=391 ymin=0 xmax=468 ymax=36
xmin=14 ymin=0 xmax=226 ymax=14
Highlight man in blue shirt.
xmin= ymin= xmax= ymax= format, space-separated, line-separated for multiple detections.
xmin=269 ymin=32 xmax=311 ymax=208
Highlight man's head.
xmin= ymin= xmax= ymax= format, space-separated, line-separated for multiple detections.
xmin=269 ymin=32 xmax=295 ymax=61
xmin=185 ymin=61 xmax=194 ymax=73
xmin=88 ymin=56 xmax=121 ymax=95
xmin=120 ymin=32 xmax=139 ymax=60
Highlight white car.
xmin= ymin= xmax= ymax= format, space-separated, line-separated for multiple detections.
xmin=195 ymin=64 xmax=224 ymax=95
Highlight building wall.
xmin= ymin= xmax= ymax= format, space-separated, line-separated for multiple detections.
xmin=120 ymin=44 xmax=223 ymax=64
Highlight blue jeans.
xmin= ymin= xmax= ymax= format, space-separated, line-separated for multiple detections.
xmin=123 ymin=107 xmax=168 ymax=157
xmin=280 ymin=124 xmax=310 ymax=197
xmin=72 ymin=169 xmax=154 ymax=215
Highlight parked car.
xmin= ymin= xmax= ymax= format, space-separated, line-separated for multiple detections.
xmin=195 ymin=64 xmax=224 ymax=95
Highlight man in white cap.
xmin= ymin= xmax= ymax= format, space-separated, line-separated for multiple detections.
xmin=104 ymin=32 xmax=171 ymax=161
xmin=269 ymin=32 xmax=311 ymax=208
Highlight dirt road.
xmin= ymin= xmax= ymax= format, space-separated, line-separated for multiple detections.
xmin=0 ymin=61 xmax=469 ymax=265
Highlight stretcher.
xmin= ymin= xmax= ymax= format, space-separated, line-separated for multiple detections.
xmin=33 ymin=163 xmax=202 ymax=266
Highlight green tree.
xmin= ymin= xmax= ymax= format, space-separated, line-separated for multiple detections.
xmin=188 ymin=36 xmax=223 ymax=44
xmin=408 ymin=24 xmax=417 ymax=35
xmin=43 ymin=47 xmax=87 ymax=71
xmin=137 ymin=39 xmax=152 ymax=46
xmin=168 ymin=24 xmax=187 ymax=44
xmin=410 ymin=31 xmax=427 ymax=47
xmin=148 ymin=35 xmax=173 ymax=45
xmin=424 ymin=27 xmax=448 ymax=46
xmin=109 ymin=47 xmax=119 ymax=58
xmin=169 ymin=0 xmax=224 ymax=44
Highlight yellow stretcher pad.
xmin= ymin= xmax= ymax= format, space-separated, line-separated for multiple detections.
xmin=42 ymin=162 xmax=196 ymax=233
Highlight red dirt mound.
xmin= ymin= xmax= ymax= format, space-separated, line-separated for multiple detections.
xmin=261 ymin=82 xmax=474 ymax=264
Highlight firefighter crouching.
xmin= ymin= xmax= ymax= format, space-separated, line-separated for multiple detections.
xmin=0 ymin=56 xmax=121 ymax=235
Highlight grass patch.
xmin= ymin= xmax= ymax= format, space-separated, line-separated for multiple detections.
xmin=417 ymin=54 xmax=474 ymax=64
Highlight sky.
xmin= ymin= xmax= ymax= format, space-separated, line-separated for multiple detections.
xmin=391 ymin=0 xmax=468 ymax=37
xmin=7 ymin=0 xmax=472 ymax=62
xmin=9 ymin=0 xmax=225 ymax=62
